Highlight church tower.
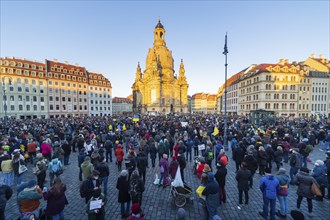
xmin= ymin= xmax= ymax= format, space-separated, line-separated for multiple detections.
xmin=132 ymin=20 xmax=189 ymax=114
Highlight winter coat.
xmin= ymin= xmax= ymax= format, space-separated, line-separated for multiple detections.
xmin=43 ymin=184 xmax=67 ymax=216
xmin=274 ymin=150 xmax=284 ymax=163
xmin=1 ymin=159 xmax=13 ymax=173
xmin=137 ymin=152 xmax=147 ymax=173
xmin=96 ymin=162 xmax=110 ymax=178
xmin=312 ymin=165 xmax=328 ymax=186
xmin=178 ymin=143 xmax=186 ymax=155
xmin=202 ymin=173 xmax=220 ymax=212
xmin=290 ymin=152 xmax=302 ymax=169
xmin=40 ymin=143 xmax=52 ymax=155
xmin=243 ymin=155 xmax=258 ymax=172
xmin=233 ymin=147 xmax=245 ymax=164
xmin=78 ymin=152 xmax=86 ymax=168
xmin=81 ymin=162 xmax=94 ymax=181
xmin=276 ymin=173 xmax=290 ymax=196
xmin=168 ymin=160 xmax=179 ymax=179
xmin=159 ymin=158 xmax=169 ymax=178
xmin=294 ymin=171 xmax=318 ymax=199
xmin=236 ymin=167 xmax=251 ymax=191
xmin=13 ymin=158 xmax=26 ymax=176
xmin=85 ymin=177 xmax=101 ymax=202
xmin=149 ymin=145 xmax=157 ymax=159
xmin=197 ymin=163 xmax=206 ymax=179
xmin=215 ymin=166 xmax=228 ymax=187
xmin=0 ymin=184 xmax=13 ymax=210
xmin=259 ymin=174 xmax=279 ymax=200
xmin=116 ymin=176 xmax=131 ymax=203
xmin=325 ymin=158 xmax=330 ymax=175
xmin=177 ymin=155 xmax=186 ymax=170
xmin=115 ymin=146 xmax=124 ymax=162
xmin=258 ymin=150 xmax=268 ymax=166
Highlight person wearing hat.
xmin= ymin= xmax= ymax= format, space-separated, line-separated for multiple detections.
xmin=274 ymin=146 xmax=284 ymax=171
xmin=81 ymin=156 xmax=94 ymax=181
xmin=325 ymin=151 xmax=330 ymax=200
xmin=275 ymin=168 xmax=290 ymax=218
xmin=127 ymin=202 xmax=145 ymax=220
xmin=84 ymin=170 xmax=101 ymax=204
xmin=258 ymin=167 xmax=279 ymax=220
xmin=116 ymin=170 xmax=131 ymax=219
xmin=294 ymin=166 xmax=318 ymax=216
xmin=311 ymin=159 xmax=327 ymax=201
xmin=17 ymin=179 xmax=43 ymax=217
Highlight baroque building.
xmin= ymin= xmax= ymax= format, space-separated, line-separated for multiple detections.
xmin=191 ymin=93 xmax=217 ymax=113
xmin=0 ymin=57 xmax=112 ymax=119
xmin=112 ymin=97 xmax=133 ymax=114
xmin=132 ymin=20 xmax=189 ymax=114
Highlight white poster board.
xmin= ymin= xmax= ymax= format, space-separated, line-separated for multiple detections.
xmin=198 ymin=144 xmax=205 ymax=151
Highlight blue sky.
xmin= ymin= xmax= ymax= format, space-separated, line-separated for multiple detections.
xmin=1 ymin=1 xmax=329 ymax=97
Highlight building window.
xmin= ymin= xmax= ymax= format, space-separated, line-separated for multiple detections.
xmin=56 ymin=97 xmax=59 ymax=101
xmin=19 ymin=105 xmax=23 ymax=111
xmin=62 ymin=97 xmax=66 ymax=102
xmin=26 ymin=105 xmax=30 ymax=111
xmin=33 ymin=96 xmax=37 ymax=102
xmin=56 ymin=105 xmax=60 ymax=110
xmin=41 ymin=106 xmax=45 ymax=111
xmin=40 ymin=97 xmax=44 ymax=102
xmin=11 ymin=105 xmax=15 ymax=111
xmin=33 ymin=105 xmax=37 ymax=111
xmin=50 ymin=105 xmax=54 ymax=110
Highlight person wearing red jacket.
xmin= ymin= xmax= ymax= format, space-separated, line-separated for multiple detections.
xmin=115 ymin=144 xmax=124 ymax=172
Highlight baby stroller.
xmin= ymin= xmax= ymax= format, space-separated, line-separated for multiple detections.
xmin=169 ymin=165 xmax=194 ymax=207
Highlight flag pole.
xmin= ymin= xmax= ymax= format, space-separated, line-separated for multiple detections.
xmin=223 ymin=33 xmax=229 ymax=151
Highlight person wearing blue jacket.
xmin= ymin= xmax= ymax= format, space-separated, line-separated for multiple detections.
xmin=202 ymin=172 xmax=220 ymax=220
xmin=275 ymin=168 xmax=290 ymax=218
xmin=259 ymin=167 xmax=280 ymax=220
xmin=312 ymin=160 xmax=328 ymax=201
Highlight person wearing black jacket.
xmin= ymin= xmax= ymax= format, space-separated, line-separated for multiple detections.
xmin=78 ymin=148 xmax=86 ymax=181
xmin=137 ymin=150 xmax=148 ymax=184
xmin=243 ymin=151 xmax=258 ymax=188
xmin=96 ymin=157 xmax=110 ymax=197
xmin=177 ymin=154 xmax=186 ymax=183
xmin=214 ymin=162 xmax=227 ymax=204
xmin=236 ymin=163 xmax=251 ymax=205
xmin=129 ymin=170 xmax=145 ymax=206
xmin=325 ymin=151 xmax=330 ymax=200
xmin=61 ymin=140 xmax=71 ymax=166
xmin=116 ymin=170 xmax=131 ymax=219
xmin=149 ymin=143 xmax=157 ymax=168
xmin=233 ymin=145 xmax=245 ymax=172
xmin=0 ymin=183 xmax=13 ymax=220
xmin=104 ymin=139 xmax=113 ymax=163
xmin=85 ymin=170 xmax=101 ymax=204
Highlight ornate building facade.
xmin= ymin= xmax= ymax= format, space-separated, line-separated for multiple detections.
xmin=0 ymin=57 xmax=112 ymax=119
xmin=132 ymin=20 xmax=189 ymax=114
xmin=191 ymin=93 xmax=217 ymax=113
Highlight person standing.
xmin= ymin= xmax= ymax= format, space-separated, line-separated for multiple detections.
xmin=78 ymin=149 xmax=86 ymax=181
xmin=233 ymin=144 xmax=245 ymax=172
xmin=43 ymin=177 xmax=68 ymax=220
xmin=61 ymin=140 xmax=71 ymax=166
xmin=86 ymin=188 xmax=105 ymax=220
xmin=1 ymin=154 xmax=13 ymax=187
xmin=202 ymin=173 xmax=220 ymax=220
xmin=117 ymin=170 xmax=131 ymax=219
xmin=137 ymin=149 xmax=147 ymax=185
xmin=84 ymin=170 xmax=101 ymax=204
xmin=40 ymin=141 xmax=52 ymax=161
xmin=275 ymin=168 xmax=289 ymax=218
xmin=235 ymin=163 xmax=251 ymax=205
xmin=311 ymin=160 xmax=327 ymax=201
xmin=27 ymin=139 xmax=37 ymax=164
xmin=325 ymin=151 xmax=330 ymax=200
xmin=115 ymin=144 xmax=124 ymax=172
xmin=294 ymin=167 xmax=318 ymax=216
xmin=12 ymin=151 xmax=27 ymax=185
xmin=185 ymin=138 xmax=193 ymax=162
xmin=96 ymin=157 xmax=110 ymax=197
xmin=177 ymin=153 xmax=186 ymax=183
xmin=289 ymin=148 xmax=302 ymax=185
xmin=34 ymin=153 xmax=48 ymax=189
xmin=104 ymin=139 xmax=113 ymax=163
xmin=0 ymin=182 xmax=13 ymax=220
xmin=129 ymin=170 xmax=145 ymax=207
xmin=81 ymin=156 xmax=94 ymax=181
xmin=259 ymin=168 xmax=280 ymax=220
xmin=215 ymin=162 xmax=228 ymax=204
xmin=158 ymin=154 xmax=169 ymax=187
xmin=273 ymin=146 xmax=284 ymax=170
xmin=48 ymin=156 xmax=63 ymax=187
xmin=149 ymin=143 xmax=157 ymax=168
xmin=242 ymin=150 xmax=258 ymax=188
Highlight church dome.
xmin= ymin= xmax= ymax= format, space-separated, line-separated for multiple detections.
xmin=155 ymin=20 xmax=164 ymax=29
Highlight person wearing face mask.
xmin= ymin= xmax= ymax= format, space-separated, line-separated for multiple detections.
xmin=85 ymin=170 xmax=101 ymax=204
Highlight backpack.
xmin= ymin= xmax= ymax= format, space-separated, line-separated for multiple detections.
xmin=51 ymin=160 xmax=62 ymax=175
xmin=104 ymin=140 xmax=113 ymax=151
xmin=79 ymin=180 xmax=88 ymax=198
xmin=130 ymin=179 xmax=138 ymax=198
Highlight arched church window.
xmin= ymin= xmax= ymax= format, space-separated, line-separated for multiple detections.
xmin=160 ymin=32 xmax=163 ymax=39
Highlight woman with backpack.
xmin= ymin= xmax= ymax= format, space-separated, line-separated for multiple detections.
xmin=34 ymin=153 xmax=48 ymax=189
xmin=48 ymin=156 xmax=63 ymax=187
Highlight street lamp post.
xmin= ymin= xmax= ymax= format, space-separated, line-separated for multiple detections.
xmin=223 ymin=33 xmax=229 ymax=151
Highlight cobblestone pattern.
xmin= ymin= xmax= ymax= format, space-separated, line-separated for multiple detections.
xmin=5 ymin=146 xmax=330 ymax=220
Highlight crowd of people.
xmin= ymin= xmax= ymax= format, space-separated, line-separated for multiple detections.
xmin=0 ymin=113 xmax=329 ymax=220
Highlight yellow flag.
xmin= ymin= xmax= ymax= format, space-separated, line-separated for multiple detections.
xmin=213 ymin=127 xmax=219 ymax=136
xmin=123 ymin=124 xmax=127 ymax=131
xmin=108 ymin=125 xmax=113 ymax=131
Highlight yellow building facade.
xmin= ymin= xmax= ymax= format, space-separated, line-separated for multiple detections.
xmin=132 ymin=20 xmax=189 ymax=114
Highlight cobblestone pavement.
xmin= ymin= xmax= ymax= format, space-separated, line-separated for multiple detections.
xmin=5 ymin=146 xmax=330 ymax=220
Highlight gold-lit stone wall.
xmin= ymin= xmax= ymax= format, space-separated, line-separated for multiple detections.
xmin=132 ymin=20 xmax=189 ymax=114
